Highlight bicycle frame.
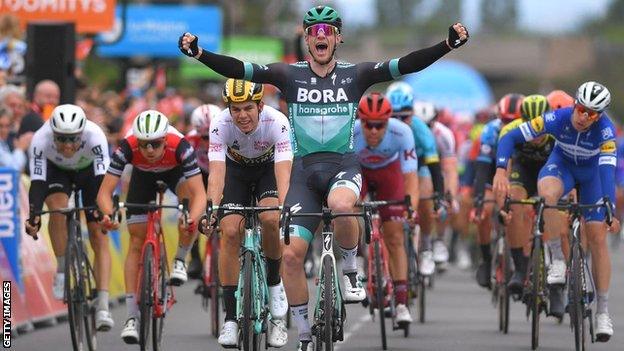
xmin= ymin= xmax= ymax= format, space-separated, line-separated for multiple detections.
xmin=366 ymin=213 xmax=394 ymax=313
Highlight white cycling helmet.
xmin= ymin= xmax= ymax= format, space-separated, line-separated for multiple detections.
xmin=50 ymin=104 xmax=87 ymax=134
xmin=413 ymin=101 xmax=437 ymax=123
xmin=191 ymin=104 xmax=221 ymax=134
xmin=576 ymin=81 xmax=611 ymax=112
xmin=132 ymin=110 xmax=169 ymax=140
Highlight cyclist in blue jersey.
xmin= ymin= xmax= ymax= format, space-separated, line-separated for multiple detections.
xmin=472 ymin=93 xmax=524 ymax=289
xmin=386 ymin=82 xmax=445 ymax=277
xmin=180 ymin=6 xmax=468 ymax=350
xmin=494 ymin=81 xmax=619 ymax=342
xmin=354 ymin=92 xmax=419 ymax=325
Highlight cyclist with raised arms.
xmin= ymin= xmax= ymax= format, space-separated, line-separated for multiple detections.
xmin=494 ymin=95 xmax=554 ymax=298
xmin=96 ymin=110 xmax=206 ymax=344
xmin=354 ymin=92 xmax=419 ymax=325
xmin=24 ymin=104 xmax=113 ymax=331
xmin=207 ymin=79 xmax=292 ymax=348
xmin=385 ymin=82 xmax=445 ymax=277
xmin=495 ymin=82 xmax=619 ymax=342
xmin=179 ymin=6 xmax=468 ymax=350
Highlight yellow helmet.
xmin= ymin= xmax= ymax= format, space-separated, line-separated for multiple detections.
xmin=222 ymin=79 xmax=264 ymax=104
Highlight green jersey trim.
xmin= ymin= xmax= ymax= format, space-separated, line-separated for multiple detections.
xmin=243 ymin=62 xmax=254 ymax=81
xmin=389 ymin=58 xmax=401 ymax=79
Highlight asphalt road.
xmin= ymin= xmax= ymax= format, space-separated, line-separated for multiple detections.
xmin=12 ymin=246 xmax=624 ymax=351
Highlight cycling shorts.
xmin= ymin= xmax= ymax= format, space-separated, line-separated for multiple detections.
xmin=219 ymin=159 xmax=277 ymax=218
xmin=539 ymin=151 xmax=605 ymax=222
xmin=284 ymin=152 xmax=361 ymax=243
xmin=459 ymin=160 xmax=475 ymax=187
xmin=361 ymin=159 xmax=406 ymax=222
xmin=509 ymin=156 xmax=545 ymax=197
xmin=126 ymin=166 xmax=188 ymax=224
xmin=44 ymin=161 xmax=101 ymax=222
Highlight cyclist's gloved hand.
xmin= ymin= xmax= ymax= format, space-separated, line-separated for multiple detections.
xmin=435 ymin=205 xmax=448 ymax=222
xmin=24 ymin=216 xmax=40 ymax=237
xmin=178 ymin=32 xmax=200 ymax=57
xmin=447 ymin=22 xmax=469 ymax=49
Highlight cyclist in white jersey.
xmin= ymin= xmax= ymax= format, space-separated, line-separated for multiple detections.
xmin=413 ymin=101 xmax=458 ymax=268
xmin=207 ymin=79 xmax=292 ymax=348
xmin=24 ymin=104 xmax=114 ymax=331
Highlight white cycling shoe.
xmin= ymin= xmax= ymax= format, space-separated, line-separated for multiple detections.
xmin=218 ymin=320 xmax=238 ymax=347
xmin=269 ymin=280 xmax=289 ymax=319
xmin=95 ymin=310 xmax=114 ymax=331
xmin=268 ymin=319 xmax=288 ymax=347
xmin=52 ymin=273 xmax=65 ymax=300
xmin=169 ymin=259 xmax=188 ymax=286
xmin=395 ymin=303 xmax=413 ymax=324
xmin=120 ymin=317 xmax=139 ymax=344
xmin=547 ymin=259 xmax=566 ymax=285
xmin=343 ymin=274 xmax=366 ymax=302
xmin=419 ymin=251 xmax=436 ymax=276
xmin=596 ymin=313 xmax=614 ymax=342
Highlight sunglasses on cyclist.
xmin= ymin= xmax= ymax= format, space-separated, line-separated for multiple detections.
xmin=575 ymin=104 xmax=600 ymax=120
xmin=364 ymin=121 xmax=387 ymax=130
xmin=305 ymin=23 xmax=339 ymax=37
xmin=54 ymin=134 xmax=81 ymax=144
xmin=138 ymin=139 xmax=165 ymax=149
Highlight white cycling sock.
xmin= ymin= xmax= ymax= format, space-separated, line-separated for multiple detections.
xmin=175 ymin=245 xmax=191 ymax=261
xmin=56 ymin=256 xmax=66 ymax=273
xmin=340 ymin=245 xmax=358 ymax=274
xmin=291 ymin=303 xmax=311 ymax=341
xmin=126 ymin=293 xmax=139 ymax=319
xmin=97 ymin=290 xmax=109 ymax=312
xmin=548 ymin=238 xmax=565 ymax=261
xmin=597 ymin=291 xmax=609 ymax=314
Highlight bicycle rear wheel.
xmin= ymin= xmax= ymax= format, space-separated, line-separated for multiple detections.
xmin=530 ymin=238 xmax=543 ymax=350
xmin=570 ymin=243 xmax=585 ymax=351
xmin=316 ymin=255 xmax=335 ymax=351
xmin=152 ymin=250 xmax=167 ymax=350
xmin=373 ymin=241 xmax=387 ymax=350
xmin=140 ymin=245 xmax=154 ymax=351
xmin=241 ymin=251 xmax=255 ymax=351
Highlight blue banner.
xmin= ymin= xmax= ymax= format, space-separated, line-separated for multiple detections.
xmin=97 ymin=4 xmax=222 ymax=58
xmin=0 ymin=168 xmax=21 ymax=289
xmin=402 ymin=60 xmax=493 ymax=116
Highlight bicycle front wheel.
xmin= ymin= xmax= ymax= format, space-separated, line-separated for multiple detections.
xmin=570 ymin=243 xmax=585 ymax=351
xmin=373 ymin=241 xmax=387 ymax=350
xmin=530 ymin=238 xmax=543 ymax=350
xmin=140 ymin=244 xmax=154 ymax=351
xmin=316 ymin=255 xmax=335 ymax=351
xmin=498 ymin=243 xmax=511 ymax=334
xmin=241 ymin=250 xmax=255 ymax=351
xmin=208 ymin=238 xmax=221 ymax=338
xmin=152 ymin=250 xmax=168 ymax=350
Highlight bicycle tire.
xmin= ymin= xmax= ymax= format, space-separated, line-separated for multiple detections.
xmin=501 ymin=242 xmax=511 ymax=334
xmin=66 ymin=240 xmax=86 ymax=351
xmin=373 ymin=241 xmax=387 ymax=350
xmin=209 ymin=238 xmax=221 ymax=338
xmin=140 ymin=244 xmax=154 ymax=351
xmin=406 ymin=235 xmax=419 ymax=306
xmin=530 ymin=237 xmax=542 ymax=350
xmin=316 ymin=255 xmax=335 ymax=351
xmin=81 ymin=248 xmax=98 ymax=351
xmin=570 ymin=242 xmax=585 ymax=351
xmin=241 ymin=250 xmax=254 ymax=351
xmin=418 ymin=277 xmax=426 ymax=324
xmin=152 ymin=250 xmax=167 ymax=350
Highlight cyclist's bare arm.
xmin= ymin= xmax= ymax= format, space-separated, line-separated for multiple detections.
xmin=207 ymin=160 xmax=226 ymax=207
xmin=275 ymin=160 xmax=292 ymax=206
xmin=404 ymin=171 xmax=420 ymax=211
xmin=96 ymin=173 xmax=120 ymax=227
xmin=185 ymin=174 xmax=207 ymax=223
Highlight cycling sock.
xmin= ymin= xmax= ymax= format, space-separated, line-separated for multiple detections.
xmin=510 ymin=248 xmax=528 ymax=275
xmin=97 ymin=290 xmax=110 ymax=312
xmin=597 ymin=291 xmax=609 ymax=314
xmin=394 ymin=280 xmax=408 ymax=305
xmin=290 ymin=303 xmax=311 ymax=341
xmin=125 ymin=293 xmax=139 ymax=319
xmin=175 ymin=244 xmax=191 ymax=262
xmin=340 ymin=245 xmax=358 ymax=274
xmin=223 ymin=285 xmax=237 ymax=322
xmin=480 ymin=244 xmax=492 ymax=264
xmin=190 ymin=240 xmax=201 ymax=261
xmin=56 ymin=255 xmax=66 ymax=273
xmin=422 ymin=233 xmax=432 ymax=251
xmin=266 ymin=257 xmax=281 ymax=287
xmin=548 ymin=238 xmax=565 ymax=261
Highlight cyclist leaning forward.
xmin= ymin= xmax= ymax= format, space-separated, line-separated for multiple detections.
xmin=97 ymin=110 xmax=206 ymax=344
xmin=24 ymin=104 xmax=114 ymax=331
xmin=354 ymin=92 xmax=419 ymax=325
xmin=494 ymin=81 xmax=620 ymax=342
xmin=207 ymin=79 xmax=293 ymax=348
xmin=179 ymin=5 xmax=468 ymax=350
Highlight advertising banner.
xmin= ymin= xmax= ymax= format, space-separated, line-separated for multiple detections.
xmin=0 ymin=169 xmax=21 ymax=289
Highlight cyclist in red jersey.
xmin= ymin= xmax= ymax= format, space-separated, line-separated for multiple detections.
xmin=97 ymin=110 xmax=206 ymax=344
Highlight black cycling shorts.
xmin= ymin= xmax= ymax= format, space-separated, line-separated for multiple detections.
xmin=284 ymin=152 xmax=362 ymax=243
xmin=219 ymin=158 xmax=277 ymax=218
xmin=126 ymin=166 xmax=188 ymax=223
xmin=44 ymin=161 xmax=101 ymax=222
xmin=509 ymin=156 xmax=545 ymax=197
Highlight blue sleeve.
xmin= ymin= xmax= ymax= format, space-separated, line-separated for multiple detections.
xmin=598 ymin=120 xmax=617 ymax=207
xmin=399 ymin=126 xmax=418 ymax=173
xmin=495 ymin=126 xmax=528 ymax=168
xmin=411 ymin=119 xmax=439 ymax=163
xmin=476 ymin=123 xmax=497 ymax=164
